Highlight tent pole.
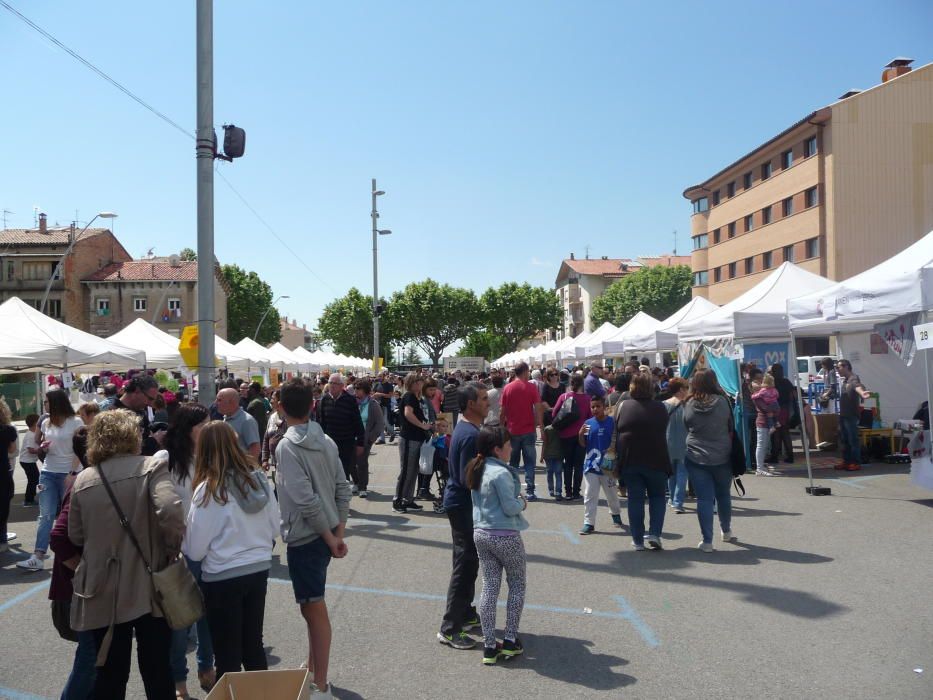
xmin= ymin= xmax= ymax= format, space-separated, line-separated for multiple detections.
xmin=790 ymin=331 xmax=817 ymax=494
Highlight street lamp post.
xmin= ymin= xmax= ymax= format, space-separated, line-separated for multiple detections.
xmin=371 ymin=179 xmax=391 ymax=373
xmin=255 ymin=294 xmax=289 ymax=339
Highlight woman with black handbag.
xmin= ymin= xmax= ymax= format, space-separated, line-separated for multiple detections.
xmin=68 ymin=409 xmax=185 ymax=699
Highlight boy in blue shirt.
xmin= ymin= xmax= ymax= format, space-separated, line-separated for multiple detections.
xmin=578 ymin=396 xmax=622 ymax=535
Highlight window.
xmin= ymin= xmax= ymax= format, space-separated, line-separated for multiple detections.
xmin=693 ymin=233 xmax=708 ymax=250
xmin=692 ymin=197 xmax=709 ymax=214
xmin=745 ymin=257 xmax=754 ymax=275
xmin=805 ymin=186 xmax=818 ymax=208
xmin=693 ymin=270 xmax=708 ymax=286
xmin=5 ymin=260 xmax=12 ymax=281
xmin=44 ymin=299 xmax=62 ymax=318
xmin=22 ymin=261 xmax=52 ymax=281
xmin=761 ymin=162 xmax=772 ymax=180
xmin=783 ymin=245 xmax=795 ymax=263
xmin=781 ymin=149 xmax=793 ymax=169
xmin=728 ymin=262 xmax=736 ymax=279
xmin=713 ymin=228 xmax=721 ymax=244
xmin=763 ymin=251 xmax=773 ymax=269
xmin=782 ymin=197 xmax=794 ymax=217
xmin=744 ymin=214 xmax=754 ymax=232
xmin=728 ymin=222 xmax=736 ymax=238
xmin=714 ymin=267 xmax=722 ymax=283
xmin=726 ymin=181 xmax=735 ymax=198
xmin=168 ymin=298 xmax=182 ymax=313
xmin=806 ymin=237 xmax=819 ymax=258
xmin=134 ymin=297 xmax=147 ymax=313
xmin=96 ymin=298 xmax=111 ymax=316
xmin=743 ymin=172 xmax=753 ymax=190
xmin=804 ymin=136 xmax=817 ymax=158
xmin=762 ymin=205 xmax=772 ymax=225
xmin=712 ymin=190 xmax=720 ymax=206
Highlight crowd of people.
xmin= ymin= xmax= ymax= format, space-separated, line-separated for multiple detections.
xmin=0 ymin=353 xmax=875 ymax=697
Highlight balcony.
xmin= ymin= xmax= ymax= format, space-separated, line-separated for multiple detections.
xmin=567 ymin=285 xmax=581 ymax=303
xmin=0 ymin=278 xmax=63 ymax=291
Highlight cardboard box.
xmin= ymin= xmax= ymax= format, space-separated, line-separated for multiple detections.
xmin=205 ymin=669 xmax=311 ymax=700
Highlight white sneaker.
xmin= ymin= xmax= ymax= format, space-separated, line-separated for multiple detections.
xmin=698 ymin=541 xmax=714 ymax=553
xmin=755 ymin=469 xmax=774 ymax=476
xmin=631 ymin=541 xmax=646 ymax=551
xmin=16 ymin=554 xmax=45 ymax=571
xmin=350 ymin=484 xmax=359 ymax=495
xmin=645 ymin=534 xmax=663 ymax=550
xmin=358 ymin=490 xmax=368 ymax=499
xmin=310 ymin=682 xmax=333 ymax=698
xmin=721 ymin=530 xmax=737 ymax=542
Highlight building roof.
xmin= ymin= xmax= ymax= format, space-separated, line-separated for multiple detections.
xmin=0 ymin=227 xmax=111 ymax=246
xmin=82 ymin=258 xmax=232 ymax=293
xmin=556 ymin=254 xmax=690 ymax=285
xmin=280 ymin=317 xmax=309 ymax=333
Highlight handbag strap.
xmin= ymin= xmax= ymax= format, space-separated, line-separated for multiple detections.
xmin=96 ymin=464 xmax=153 ymax=575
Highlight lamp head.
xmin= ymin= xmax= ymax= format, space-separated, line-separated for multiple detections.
xmin=374 ymin=190 xmax=385 ymax=196
xmin=378 ymin=229 xmax=392 ymax=235
xmin=97 ymin=212 xmax=118 ymax=219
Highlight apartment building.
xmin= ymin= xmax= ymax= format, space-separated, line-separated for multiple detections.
xmin=685 ymin=58 xmax=933 ymax=304
xmin=554 ymin=253 xmax=690 ymax=338
xmin=82 ymin=257 xmax=230 ymax=339
xmin=0 ymin=215 xmax=132 ymax=328
xmin=280 ymin=317 xmax=318 ymax=351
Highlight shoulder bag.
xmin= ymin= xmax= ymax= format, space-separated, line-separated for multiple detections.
xmin=552 ymin=394 xmax=579 ymax=431
xmin=96 ymin=464 xmax=203 ymax=631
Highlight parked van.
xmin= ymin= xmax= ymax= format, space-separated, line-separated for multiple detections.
xmin=797 ymin=355 xmax=838 ymax=389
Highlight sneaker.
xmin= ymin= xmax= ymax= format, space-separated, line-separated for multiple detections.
xmin=404 ymin=500 xmax=424 ymax=511
xmin=755 ymin=469 xmax=774 ymax=477
xmin=610 ymin=514 xmax=623 ymax=527
xmin=462 ymin=615 xmax=480 ymax=631
xmin=483 ymin=646 xmax=500 ymax=666
xmin=579 ymin=524 xmax=595 ymax=535
xmin=646 ymin=534 xmax=663 ymax=550
xmin=358 ymin=490 xmax=368 ymax=499
xmin=672 ymin=505 xmax=686 ymax=514
xmin=721 ymin=530 xmax=737 ymax=542
xmin=500 ymin=638 xmax=524 ymax=658
xmin=845 ymin=463 xmax=862 ymax=471
xmin=16 ymin=554 xmax=45 ymax=571
xmin=698 ymin=541 xmax=714 ymax=553
xmin=375 ymin=438 xmax=386 ymax=445
xmin=554 ymin=493 xmax=563 ymax=502
xmin=415 ymin=490 xmax=434 ymax=501
xmin=525 ymin=492 xmax=538 ymax=502
xmin=388 ymin=435 xmax=396 ymax=443
xmin=631 ymin=541 xmax=646 ymax=551
xmin=392 ymin=502 xmax=407 ymax=514
xmin=548 ymin=490 xmax=555 ymax=497
xmin=437 ymin=631 xmax=476 ymax=650
xmin=310 ymin=682 xmax=333 ymax=698
xmin=350 ymin=484 xmax=359 ymax=495
xmin=22 ymin=501 xmax=37 ymax=507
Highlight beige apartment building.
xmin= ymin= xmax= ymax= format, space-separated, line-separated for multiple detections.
xmin=280 ymin=317 xmax=318 ymax=351
xmin=685 ymin=58 xmax=933 ymax=304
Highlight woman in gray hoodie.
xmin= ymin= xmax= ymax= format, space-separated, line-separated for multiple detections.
xmin=682 ymin=369 xmax=736 ymax=552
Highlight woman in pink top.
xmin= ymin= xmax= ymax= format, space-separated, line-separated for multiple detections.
xmin=551 ymin=374 xmax=592 ymax=500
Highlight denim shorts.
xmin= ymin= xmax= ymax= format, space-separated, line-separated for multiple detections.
xmin=286 ymin=537 xmax=332 ymax=604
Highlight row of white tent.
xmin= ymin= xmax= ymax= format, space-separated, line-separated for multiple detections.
xmin=0 ymin=296 xmax=371 ymax=375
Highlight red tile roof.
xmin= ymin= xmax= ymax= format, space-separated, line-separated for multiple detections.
xmin=563 ymin=258 xmax=641 ymax=276
xmin=0 ymin=227 xmax=111 ymax=246
xmin=83 ymin=259 xmax=198 ymax=282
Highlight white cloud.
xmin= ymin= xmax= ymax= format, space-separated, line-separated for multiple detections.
xmin=529 ymin=256 xmax=551 ymax=267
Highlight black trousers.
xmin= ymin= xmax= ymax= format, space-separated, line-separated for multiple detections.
xmin=560 ymin=436 xmax=584 ymax=497
xmin=90 ymin=613 xmax=174 ymax=700
xmin=202 ymin=570 xmax=269 ymax=680
xmin=20 ymin=461 xmax=39 ymax=503
xmin=0 ymin=468 xmax=12 ymax=543
xmin=440 ymin=504 xmax=478 ymax=636
xmin=336 ymin=440 xmax=358 ymax=484
xmin=355 ymin=440 xmax=371 ymax=491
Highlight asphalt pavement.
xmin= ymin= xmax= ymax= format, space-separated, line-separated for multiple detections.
xmin=1 ymin=439 xmax=932 ymax=699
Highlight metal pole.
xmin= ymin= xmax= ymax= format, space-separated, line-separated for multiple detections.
xmin=195 ymin=0 xmax=216 ymax=406
xmin=789 ymin=331 xmax=817 ymax=493
xmin=40 ymin=215 xmax=99 ymax=316
xmin=371 ymin=178 xmax=379 ymax=373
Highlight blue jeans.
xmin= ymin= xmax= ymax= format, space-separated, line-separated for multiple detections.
xmin=667 ymin=458 xmax=688 ymax=508
xmin=685 ymin=458 xmax=732 ymax=544
xmin=623 ymin=465 xmax=668 ymax=545
xmin=545 ymin=458 xmax=562 ymax=495
xmin=839 ymin=415 xmax=861 ymax=464
xmin=509 ymin=432 xmax=537 ymax=495
xmin=170 ymin=557 xmax=214 ymax=682
xmin=61 ymin=630 xmax=97 ymax=700
xmin=36 ymin=471 xmax=68 ymax=553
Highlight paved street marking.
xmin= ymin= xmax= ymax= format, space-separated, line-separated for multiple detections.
xmin=0 ymin=581 xmax=48 ymax=614
xmin=0 ymin=685 xmax=50 ymax=700
xmin=350 ymin=517 xmax=579 ymax=543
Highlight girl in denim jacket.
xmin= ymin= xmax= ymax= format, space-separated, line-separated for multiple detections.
xmin=466 ymin=426 xmax=529 ymax=666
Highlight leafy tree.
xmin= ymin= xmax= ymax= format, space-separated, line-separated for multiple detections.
xmin=179 ymin=247 xmax=197 ymax=261
xmin=389 ymin=279 xmax=481 ymax=368
xmin=402 ymin=344 xmax=423 ymax=365
xmin=317 ymin=287 xmax=397 ymax=360
xmin=221 ymin=264 xmax=282 ymax=344
xmin=591 ymin=265 xmax=693 ymax=327
xmin=458 ymin=331 xmax=510 ymax=360
xmin=479 ymin=282 xmax=561 ymax=351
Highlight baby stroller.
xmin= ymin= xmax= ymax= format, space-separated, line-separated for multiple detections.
xmin=431 ymin=433 xmax=450 ymax=514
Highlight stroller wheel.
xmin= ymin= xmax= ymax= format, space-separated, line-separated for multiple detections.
xmin=433 ymin=503 xmax=446 ymax=514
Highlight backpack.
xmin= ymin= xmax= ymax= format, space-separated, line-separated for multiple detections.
xmin=552 ymin=394 xmax=580 ymax=431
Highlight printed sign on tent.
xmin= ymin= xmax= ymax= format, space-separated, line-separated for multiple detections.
xmin=743 ymin=342 xmax=789 ymax=375
xmin=874 ymin=312 xmax=920 ymax=366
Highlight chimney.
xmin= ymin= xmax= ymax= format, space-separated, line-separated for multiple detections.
xmin=38 ymin=213 xmax=47 ymax=234
xmin=570 ymin=252 xmax=575 ymax=260
xmin=882 ymin=57 xmax=913 ymax=83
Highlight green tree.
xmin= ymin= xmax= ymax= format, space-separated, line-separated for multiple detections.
xmin=317 ymin=287 xmax=396 ymax=360
xmin=402 ymin=344 xmax=422 ymax=365
xmin=590 ymin=265 xmax=693 ymax=327
xmin=221 ymin=264 xmax=282 ymax=344
xmin=458 ymin=331 xmax=510 ymax=360
xmin=179 ymin=247 xmax=197 ymax=261
xmin=389 ymin=279 xmax=481 ymax=368
xmin=479 ymin=282 xmax=561 ymax=351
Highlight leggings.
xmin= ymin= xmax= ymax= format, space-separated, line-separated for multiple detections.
xmin=20 ymin=461 xmax=39 ymax=503
xmin=473 ymin=530 xmax=526 ymax=649
xmin=0 ymin=469 xmax=12 ymax=544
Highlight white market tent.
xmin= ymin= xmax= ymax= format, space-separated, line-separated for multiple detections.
xmin=215 ymin=335 xmax=268 ymax=374
xmin=235 ymin=337 xmax=284 ymax=372
xmin=527 ymin=340 xmax=558 ymax=364
xmin=267 ymin=342 xmax=308 ymax=373
xmin=0 ymin=296 xmax=145 ymax=372
xmin=106 ymin=318 xmax=187 ymax=369
xmin=625 ymin=297 xmax=720 ymax=353
xmin=546 ymin=332 xmax=590 ymax=363
xmin=291 ymin=346 xmax=322 ymax=371
xmin=678 ymin=262 xmax=834 ymax=343
xmin=574 ymin=322 xmax=618 ymax=360
xmin=586 ymin=311 xmax=660 ymax=358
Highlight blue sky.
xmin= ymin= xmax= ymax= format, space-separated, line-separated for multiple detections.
xmin=2 ymin=1 xmax=931 ymax=337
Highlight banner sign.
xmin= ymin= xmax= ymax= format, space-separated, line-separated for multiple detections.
xmin=874 ymin=312 xmax=920 ymax=366
xmin=743 ymin=342 xmax=790 ymax=375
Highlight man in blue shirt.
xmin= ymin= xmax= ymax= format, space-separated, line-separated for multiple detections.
xmin=584 ymin=363 xmax=607 ymax=399
xmin=438 ymin=382 xmax=489 ymax=650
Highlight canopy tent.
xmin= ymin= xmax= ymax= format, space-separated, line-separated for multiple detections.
xmin=267 ymin=342 xmax=309 ymax=373
xmin=678 ymin=262 xmax=834 ymax=343
xmin=624 ymin=297 xmax=720 ymax=353
xmin=235 ymin=337 xmax=287 ymax=372
xmin=585 ymin=311 xmax=660 ymax=358
xmin=542 ymin=332 xmax=589 ymax=363
xmin=0 ymin=296 xmax=145 ymax=372
xmin=574 ymin=322 xmax=618 ymax=360
xmin=106 ymin=318 xmax=187 ymax=369
xmin=214 ymin=335 xmax=268 ymax=374
xmin=291 ymin=346 xmax=322 ymax=371
xmin=527 ymin=340 xmax=558 ymax=363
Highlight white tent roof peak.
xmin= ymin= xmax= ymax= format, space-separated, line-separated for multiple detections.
xmin=586 ymin=311 xmax=660 ymax=358
xmin=106 ymin=318 xmax=186 ymax=369
xmin=625 ymin=297 xmax=720 ymax=352
xmin=574 ymin=321 xmax=619 ymax=359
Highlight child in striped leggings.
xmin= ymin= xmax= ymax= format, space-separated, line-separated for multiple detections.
xmin=466 ymin=426 xmax=529 ymax=665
